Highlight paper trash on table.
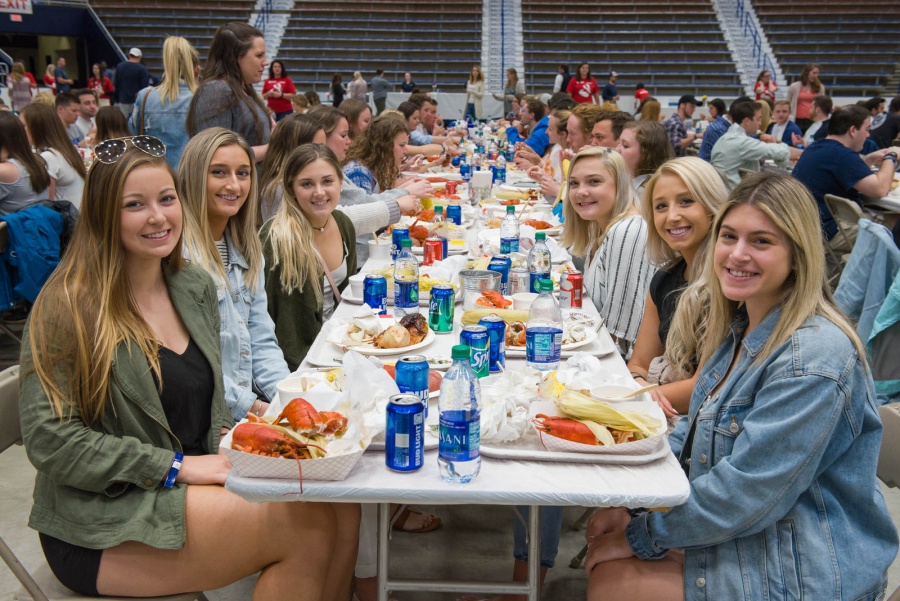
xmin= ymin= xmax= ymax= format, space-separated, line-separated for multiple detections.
xmin=479 ymin=229 xmax=571 ymax=263
xmin=539 ymin=353 xmax=634 ymax=399
xmin=326 ymin=305 xmax=384 ymax=347
xmin=480 ymin=368 xmax=542 ymax=443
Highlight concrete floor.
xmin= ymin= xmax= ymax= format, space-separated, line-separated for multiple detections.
xmin=2 ymin=322 xmax=900 ymax=600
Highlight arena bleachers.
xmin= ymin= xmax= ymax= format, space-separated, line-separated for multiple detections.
xmin=752 ymin=0 xmax=900 ymax=97
xmin=89 ymin=0 xmax=255 ymax=77
xmin=522 ymin=1 xmax=745 ymax=99
xmin=277 ymin=0 xmax=482 ymax=94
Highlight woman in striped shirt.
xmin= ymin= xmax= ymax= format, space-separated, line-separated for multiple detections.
xmin=561 ymin=146 xmax=655 ymax=357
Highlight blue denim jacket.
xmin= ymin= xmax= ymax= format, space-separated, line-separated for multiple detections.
xmin=198 ymin=233 xmax=290 ymax=421
xmin=626 ymin=306 xmax=897 ymax=601
xmin=129 ymin=83 xmax=194 ymax=169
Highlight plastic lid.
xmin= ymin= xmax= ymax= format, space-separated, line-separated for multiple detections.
xmin=506 ymin=205 xmax=516 ymax=212
xmin=535 ymin=231 xmax=547 ymax=240
xmin=401 ymin=238 xmax=412 ymax=247
xmin=539 ymin=278 xmax=553 ymax=292
xmin=435 ymin=205 xmax=443 ymax=211
xmin=451 ymin=345 xmax=470 ymax=359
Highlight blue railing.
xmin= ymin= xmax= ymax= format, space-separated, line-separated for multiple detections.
xmin=734 ymin=0 xmax=775 ymax=77
xmin=254 ymin=0 xmax=273 ymax=35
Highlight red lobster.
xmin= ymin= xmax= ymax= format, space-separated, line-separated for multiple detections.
xmin=532 ymin=414 xmax=598 ymax=446
xmin=274 ymin=398 xmax=348 ymax=436
xmin=231 ymin=421 xmax=328 ymax=493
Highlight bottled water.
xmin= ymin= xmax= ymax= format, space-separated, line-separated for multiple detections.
xmin=495 ymin=154 xmax=507 ymax=184
xmin=393 ymin=238 xmax=419 ymax=320
xmin=527 ymin=231 xmax=552 ymax=293
xmin=438 ymin=345 xmax=482 ymax=483
xmin=431 ymin=205 xmax=448 ymax=259
xmin=526 ymin=278 xmax=564 ymax=371
xmin=499 ymin=205 xmax=519 ymax=254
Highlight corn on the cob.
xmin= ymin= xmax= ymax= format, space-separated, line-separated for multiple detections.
xmin=556 ymin=390 xmax=662 ymax=438
xmin=461 ymin=308 xmax=531 ymax=326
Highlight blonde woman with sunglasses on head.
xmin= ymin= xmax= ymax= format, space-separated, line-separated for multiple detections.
xmin=19 ymin=135 xmax=360 ymax=600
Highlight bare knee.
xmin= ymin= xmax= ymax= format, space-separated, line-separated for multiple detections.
xmin=587 ymin=558 xmax=683 ymax=601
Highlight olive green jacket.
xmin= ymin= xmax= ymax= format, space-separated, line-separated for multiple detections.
xmin=19 ymin=263 xmax=233 ymax=550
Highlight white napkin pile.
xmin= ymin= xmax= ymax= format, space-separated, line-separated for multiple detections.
xmin=479 ymin=368 xmax=543 ymax=443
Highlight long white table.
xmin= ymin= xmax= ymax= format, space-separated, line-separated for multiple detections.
xmin=226 ymin=257 xmax=691 ymax=601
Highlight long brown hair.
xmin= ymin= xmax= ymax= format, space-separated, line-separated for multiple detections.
xmin=799 ymin=63 xmax=822 ymax=94
xmin=258 ymin=113 xmax=324 ymax=223
xmin=95 ymin=106 xmax=130 ymax=143
xmin=28 ymin=147 xmax=184 ymax=423
xmin=187 ymin=23 xmax=269 ymax=141
xmin=20 ymin=103 xmax=86 ymax=179
xmin=344 ymin=116 xmax=408 ymax=192
xmin=0 ymin=112 xmax=50 ymax=193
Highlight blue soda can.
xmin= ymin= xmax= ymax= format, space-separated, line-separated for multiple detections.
xmin=395 ymin=355 xmax=430 ymax=418
xmin=446 ymin=204 xmax=462 ymax=226
xmin=391 ymin=227 xmax=410 ymax=261
xmin=363 ymin=275 xmax=388 ymax=315
xmin=428 ymin=284 xmax=456 ymax=333
xmin=460 ymin=325 xmax=490 ymax=378
xmin=478 ymin=314 xmax=507 ymax=372
xmin=488 ymin=255 xmax=511 ymax=296
xmin=385 ymin=393 xmax=425 ymax=472
xmin=460 ymin=162 xmax=472 ymax=181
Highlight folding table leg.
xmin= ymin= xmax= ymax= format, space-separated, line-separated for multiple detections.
xmin=377 ymin=502 xmax=391 ymax=601
xmin=526 ymin=504 xmax=541 ymax=601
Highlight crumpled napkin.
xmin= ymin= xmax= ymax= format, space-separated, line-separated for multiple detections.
xmin=479 ymin=368 xmax=543 ymax=442
xmin=557 ymin=353 xmax=635 ymax=391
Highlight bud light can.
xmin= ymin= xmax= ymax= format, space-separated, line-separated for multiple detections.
xmin=488 ymin=255 xmax=511 ymax=296
xmin=395 ymin=355 xmax=430 ymax=418
xmin=460 ymin=325 xmax=490 ymax=378
xmin=559 ymin=270 xmax=583 ymax=309
xmin=478 ymin=314 xmax=506 ymax=372
xmin=363 ymin=275 xmax=388 ymax=315
xmin=385 ymin=393 xmax=425 ymax=472
xmin=391 ymin=227 xmax=410 ymax=261
xmin=428 ymin=284 xmax=455 ymax=333
xmin=445 ymin=204 xmax=462 ymax=226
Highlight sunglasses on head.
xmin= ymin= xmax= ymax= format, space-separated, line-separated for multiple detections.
xmin=93 ymin=136 xmax=167 ymax=164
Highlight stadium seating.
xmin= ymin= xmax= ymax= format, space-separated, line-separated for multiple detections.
xmin=522 ymin=0 xmax=745 ymax=98
xmin=277 ymin=0 xmax=483 ymax=94
xmin=89 ymin=0 xmax=256 ymax=77
xmin=752 ymin=0 xmax=900 ymax=97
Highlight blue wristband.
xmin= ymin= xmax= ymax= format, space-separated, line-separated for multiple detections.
xmin=163 ymin=452 xmax=183 ymax=488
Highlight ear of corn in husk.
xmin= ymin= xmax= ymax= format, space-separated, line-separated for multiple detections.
xmin=556 ymin=390 xmax=662 ymax=438
xmin=461 ymin=308 xmax=530 ymax=326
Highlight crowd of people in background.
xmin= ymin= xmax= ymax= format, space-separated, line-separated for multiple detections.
xmin=2 ymin=23 xmax=900 ymax=601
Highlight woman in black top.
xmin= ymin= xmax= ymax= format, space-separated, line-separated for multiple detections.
xmin=627 ymin=157 xmax=727 ymax=417
xmin=331 ymin=73 xmax=346 ymax=108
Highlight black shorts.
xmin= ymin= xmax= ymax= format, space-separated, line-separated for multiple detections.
xmin=39 ymin=532 xmax=102 ymax=596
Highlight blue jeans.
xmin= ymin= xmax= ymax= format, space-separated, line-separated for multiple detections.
xmin=465 ymin=102 xmax=476 ymax=120
xmin=512 ymin=506 xmax=563 ymax=568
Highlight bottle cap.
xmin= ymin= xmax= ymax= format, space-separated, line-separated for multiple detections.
xmin=535 ymin=231 xmax=547 ymax=240
xmin=401 ymin=238 xmax=412 ymax=248
xmin=507 ymin=205 xmax=516 ymax=212
xmin=451 ymin=345 xmax=470 ymax=359
xmin=539 ymin=278 xmax=553 ymax=292
xmin=435 ymin=205 xmax=443 ymax=211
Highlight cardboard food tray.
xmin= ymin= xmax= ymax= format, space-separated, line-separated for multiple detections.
xmin=480 ymin=431 xmax=671 ymax=465
xmin=221 ymin=426 xmax=365 ymax=481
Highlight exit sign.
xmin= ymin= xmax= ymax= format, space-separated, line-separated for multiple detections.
xmin=0 ymin=0 xmax=32 ymax=14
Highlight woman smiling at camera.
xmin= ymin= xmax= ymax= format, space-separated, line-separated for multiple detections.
xmin=561 ymin=146 xmax=655 ymax=357
xmin=177 ymin=128 xmax=291 ymax=422
xmin=261 ymin=143 xmax=356 ymax=370
xmin=584 ymin=171 xmax=896 ymax=601
xmin=19 ymin=137 xmax=359 ymax=600
xmin=626 ymin=157 xmax=727 ymax=419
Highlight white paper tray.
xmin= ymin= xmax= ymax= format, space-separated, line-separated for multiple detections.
xmin=480 ymin=430 xmax=672 ymax=465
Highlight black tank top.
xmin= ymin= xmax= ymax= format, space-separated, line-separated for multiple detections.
xmin=151 ymin=339 xmax=214 ymax=456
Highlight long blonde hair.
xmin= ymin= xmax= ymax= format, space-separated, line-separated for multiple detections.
xmin=665 ymin=171 xmax=864 ymax=379
xmin=263 ymin=144 xmax=343 ymax=304
xmin=560 ymin=146 xmax=636 ymax=258
xmin=178 ymin=128 xmax=262 ymax=291
xmin=158 ymin=36 xmax=199 ymax=104
xmin=641 ymin=157 xmax=727 ymax=273
xmin=10 ymin=62 xmax=26 ymax=83
xmin=28 ymin=148 xmax=184 ymax=423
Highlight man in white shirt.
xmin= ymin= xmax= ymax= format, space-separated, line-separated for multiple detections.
xmin=711 ymin=100 xmax=801 ymax=189
xmin=74 ymin=89 xmax=98 ymax=143
xmin=802 ymin=95 xmax=833 ymax=147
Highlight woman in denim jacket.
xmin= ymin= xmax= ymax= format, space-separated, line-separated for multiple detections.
xmin=178 ymin=128 xmax=290 ymax=421
xmin=585 ymin=171 xmax=897 ymax=601
xmin=130 ymin=37 xmax=198 ymax=168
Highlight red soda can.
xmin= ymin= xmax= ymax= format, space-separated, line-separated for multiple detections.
xmin=423 ymin=237 xmax=443 ymax=266
xmin=559 ymin=270 xmax=583 ymax=308
xmin=445 ymin=181 xmax=458 ymax=194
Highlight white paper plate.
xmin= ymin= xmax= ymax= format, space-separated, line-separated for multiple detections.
xmin=505 ymin=327 xmax=598 ymax=356
xmin=329 ymin=325 xmax=436 ymax=356
xmin=411 ymin=241 xmax=469 ymax=256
